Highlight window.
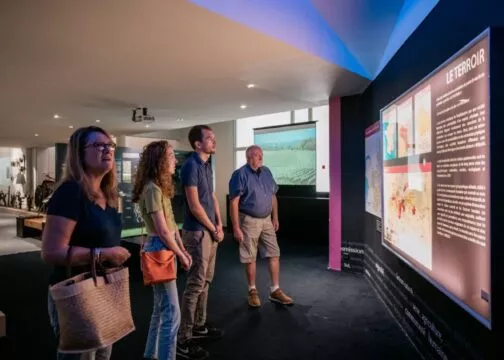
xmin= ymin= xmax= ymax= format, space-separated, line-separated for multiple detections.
xmin=235 ymin=111 xmax=291 ymax=148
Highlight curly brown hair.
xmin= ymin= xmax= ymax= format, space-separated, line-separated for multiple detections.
xmin=132 ymin=140 xmax=175 ymax=203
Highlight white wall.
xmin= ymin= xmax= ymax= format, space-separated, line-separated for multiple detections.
xmin=210 ymin=121 xmax=234 ymax=227
xmin=35 ymin=146 xmax=55 ymax=184
xmin=313 ymin=105 xmax=330 ymax=192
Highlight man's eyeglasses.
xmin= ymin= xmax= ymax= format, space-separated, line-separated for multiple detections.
xmin=85 ymin=142 xmax=117 ymax=152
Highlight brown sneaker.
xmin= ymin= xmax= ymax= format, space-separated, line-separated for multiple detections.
xmin=269 ymin=288 xmax=293 ymax=305
xmin=248 ymin=288 xmax=261 ymax=308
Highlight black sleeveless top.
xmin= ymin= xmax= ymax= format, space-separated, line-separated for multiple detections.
xmin=46 ymin=180 xmax=122 ymax=285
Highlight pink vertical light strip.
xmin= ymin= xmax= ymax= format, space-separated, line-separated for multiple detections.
xmin=328 ymin=96 xmax=342 ymax=271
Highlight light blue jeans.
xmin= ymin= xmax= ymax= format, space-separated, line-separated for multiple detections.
xmin=143 ymin=236 xmax=181 ymax=360
xmin=47 ymin=292 xmax=112 ymax=360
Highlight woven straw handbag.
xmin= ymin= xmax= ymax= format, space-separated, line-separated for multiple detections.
xmin=49 ymin=248 xmax=135 ymax=353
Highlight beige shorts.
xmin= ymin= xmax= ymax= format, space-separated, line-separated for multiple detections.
xmin=239 ymin=213 xmax=280 ymax=263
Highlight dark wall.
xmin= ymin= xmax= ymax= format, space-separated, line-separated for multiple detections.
xmin=339 ymin=1 xmax=503 ymax=359
xmin=226 ymin=194 xmax=329 ymax=247
xmin=275 ymin=186 xmax=329 ymax=246
xmin=340 ymin=95 xmax=365 ymax=272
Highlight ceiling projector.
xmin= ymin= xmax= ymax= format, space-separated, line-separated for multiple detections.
xmin=132 ymin=107 xmax=155 ymax=123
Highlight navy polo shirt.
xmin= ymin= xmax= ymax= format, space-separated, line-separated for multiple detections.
xmin=228 ymin=164 xmax=278 ymax=218
xmin=180 ymin=152 xmax=216 ymax=231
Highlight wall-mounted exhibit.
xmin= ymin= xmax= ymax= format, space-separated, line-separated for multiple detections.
xmin=381 ymin=32 xmax=490 ymax=327
xmin=338 ymin=2 xmax=503 ymax=355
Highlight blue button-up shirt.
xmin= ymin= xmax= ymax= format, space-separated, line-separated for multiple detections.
xmin=228 ymin=164 xmax=278 ymax=218
xmin=180 ymin=152 xmax=216 ymax=231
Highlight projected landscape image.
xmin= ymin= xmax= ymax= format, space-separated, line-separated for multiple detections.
xmin=254 ymin=127 xmax=316 ymax=186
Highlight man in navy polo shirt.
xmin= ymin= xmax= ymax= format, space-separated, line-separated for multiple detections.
xmin=177 ymin=125 xmax=224 ymax=360
xmin=229 ymin=145 xmax=293 ymax=308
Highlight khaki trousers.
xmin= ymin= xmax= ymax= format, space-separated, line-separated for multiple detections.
xmin=178 ymin=230 xmax=218 ymax=342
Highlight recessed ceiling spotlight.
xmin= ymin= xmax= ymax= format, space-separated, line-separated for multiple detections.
xmin=34 ymin=133 xmax=39 ymax=137
xmin=240 ymin=104 xmax=247 ymax=109
xmin=247 ymin=83 xmax=255 ymax=88
xmin=96 ymin=119 xmax=101 ymax=123
xmin=69 ymin=125 xmax=74 ymax=129
xmin=53 ymin=114 xmax=60 ymax=119
xmin=145 ymin=124 xmax=150 ymax=128
xmin=176 ymin=118 xmax=184 ymax=122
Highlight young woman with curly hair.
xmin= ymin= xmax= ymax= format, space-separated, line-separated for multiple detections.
xmin=132 ymin=140 xmax=191 ymax=360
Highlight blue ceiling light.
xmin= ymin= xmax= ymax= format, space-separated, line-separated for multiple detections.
xmin=375 ymin=0 xmax=439 ymax=77
xmin=190 ymin=0 xmax=438 ymax=80
xmin=189 ymin=0 xmax=371 ymax=79
xmin=310 ymin=0 xmax=406 ymax=79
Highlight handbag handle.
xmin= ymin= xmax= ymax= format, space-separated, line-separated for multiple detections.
xmin=65 ymin=246 xmax=75 ymax=279
xmin=90 ymin=248 xmax=110 ymax=286
xmin=66 ymin=246 xmax=109 ymax=286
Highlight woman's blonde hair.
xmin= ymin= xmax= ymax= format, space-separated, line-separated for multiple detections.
xmin=59 ymin=126 xmax=118 ymax=208
xmin=132 ymin=140 xmax=175 ymax=203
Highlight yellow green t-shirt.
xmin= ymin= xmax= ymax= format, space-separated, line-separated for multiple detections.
xmin=139 ymin=181 xmax=177 ymax=233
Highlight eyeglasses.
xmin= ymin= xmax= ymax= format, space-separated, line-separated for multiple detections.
xmin=85 ymin=142 xmax=117 ymax=152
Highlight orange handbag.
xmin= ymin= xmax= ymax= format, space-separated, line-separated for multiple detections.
xmin=140 ymin=244 xmax=177 ymax=286
xmin=139 ymin=194 xmax=177 ymax=286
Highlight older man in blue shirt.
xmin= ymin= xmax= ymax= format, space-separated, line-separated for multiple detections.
xmin=229 ymin=145 xmax=293 ymax=308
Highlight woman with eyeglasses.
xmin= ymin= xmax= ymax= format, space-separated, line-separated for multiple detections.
xmin=42 ymin=126 xmax=131 ymax=360
xmin=132 ymin=140 xmax=192 ymax=360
